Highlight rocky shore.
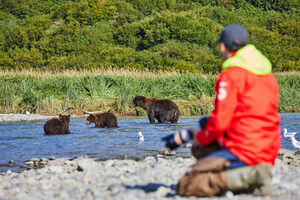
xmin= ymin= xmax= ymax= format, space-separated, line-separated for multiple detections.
xmin=0 ymin=114 xmax=54 ymax=122
xmin=0 ymin=114 xmax=86 ymax=122
xmin=0 ymin=149 xmax=299 ymax=200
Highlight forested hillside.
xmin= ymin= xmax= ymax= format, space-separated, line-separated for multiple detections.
xmin=0 ymin=0 xmax=299 ymax=73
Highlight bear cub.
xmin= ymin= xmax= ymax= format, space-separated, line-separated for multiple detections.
xmin=129 ymin=95 xmax=180 ymax=123
xmin=44 ymin=114 xmax=71 ymax=135
xmin=86 ymin=112 xmax=118 ymax=128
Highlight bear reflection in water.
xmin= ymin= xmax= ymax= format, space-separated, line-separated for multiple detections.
xmin=44 ymin=114 xmax=71 ymax=135
xmin=86 ymin=112 xmax=118 ymax=128
xmin=129 ymin=95 xmax=180 ymax=123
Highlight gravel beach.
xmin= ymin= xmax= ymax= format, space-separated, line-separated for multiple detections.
xmin=0 ymin=114 xmax=85 ymax=122
xmin=0 ymin=151 xmax=300 ymax=200
xmin=0 ymin=114 xmax=55 ymax=122
xmin=1 ymin=114 xmax=300 ymax=200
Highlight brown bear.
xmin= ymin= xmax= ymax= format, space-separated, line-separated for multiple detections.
xmin=86 ymin=112 xmax=118 ymax=128
xmin=129 ymin=95 xmax=180 ymax=123
xmin=44 ymin=114 xmax=71 ymax=135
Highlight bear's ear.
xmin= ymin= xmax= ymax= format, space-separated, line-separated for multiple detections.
xmin=67 ymin=114 xmax=70 ymax=118
xmin=59 ymin=114 xmax=62 ymax=118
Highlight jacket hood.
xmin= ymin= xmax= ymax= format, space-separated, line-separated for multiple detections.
xmin=221 ymin=44 xmax=272 ymax=75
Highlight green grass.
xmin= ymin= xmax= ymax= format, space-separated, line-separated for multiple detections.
xmin=0 ymin=71 xmax=299 ymax=115
xmin=276 ymin=73 xmax=300 ymax=113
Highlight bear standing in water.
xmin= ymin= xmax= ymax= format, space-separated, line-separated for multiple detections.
xmin=86 ymin=112 xmax=118 ymax=128
xmin=44 ymin=114 xmax=71 ymax=135
xmin=129 ymin=95 xmax=180 ymax=123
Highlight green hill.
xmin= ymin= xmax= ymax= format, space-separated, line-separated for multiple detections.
xmin=0 ymin=0 xmax=299 ymax=73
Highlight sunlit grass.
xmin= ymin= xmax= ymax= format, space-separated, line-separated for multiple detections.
xmin=1 ymin=68 xmax=298 ymax=77
xmin=0 ymin=67 xmax=199 ymax=78
xmin=0 ymin=70 xmax=299 ymax=115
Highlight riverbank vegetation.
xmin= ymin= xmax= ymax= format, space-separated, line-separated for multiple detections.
xmin=0 ymin=1 xmax=299 ymax=115
xmin=0 ymin=70 xmax=299 ymax=116
xmin=0 ymin=0 xmax=299 ymax=73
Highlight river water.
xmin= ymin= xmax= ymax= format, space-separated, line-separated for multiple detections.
xmin=0 ymin=113 xmax=299 ymax=172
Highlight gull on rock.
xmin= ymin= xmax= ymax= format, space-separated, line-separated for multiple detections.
xmin=25 ymin=111 xmax=30 ymax=115
xmin=283 ymin=128 xmax=297 ymax=138
xmin=138 ymin=131 xmax=144 ymax=141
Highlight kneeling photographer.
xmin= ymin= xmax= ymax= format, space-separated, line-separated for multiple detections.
xmin=162 ymin=24 xmax=281 ymax=197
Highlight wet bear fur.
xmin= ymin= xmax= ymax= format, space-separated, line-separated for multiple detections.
xmin=44 ymin=114 xmax=71 ymax=135
xmin=129 ymin=95 xmax=180 ymax=123
xmin=86 ymin=112 xmax=118 ymax=128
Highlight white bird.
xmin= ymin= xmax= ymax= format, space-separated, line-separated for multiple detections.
xmin=283 ymin=128 xmax=297 ymax=138
xmin=290 ymin=136 xmax=300 ymax=150
xmin=138 ymin=131 xmax=144 ymax=141
xmin=25 ymin=111 xmax=30 ymax=115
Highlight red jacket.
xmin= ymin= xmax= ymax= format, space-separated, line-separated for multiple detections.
xmin=195 ymin=45 xmax=281 ymax=166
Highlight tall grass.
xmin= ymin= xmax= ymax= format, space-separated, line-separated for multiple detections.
xmin=276 ymin=73 xmax=300 ymax=113
xmin=0 ymin=68 xmax=183 ymax=78
xmin=0 ymin=70 xmax=299 ymax=115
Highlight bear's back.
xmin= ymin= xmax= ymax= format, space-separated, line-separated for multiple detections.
xmin=44 ymin=117 xmax=70 ymax=135
xmin=95 ymin=112 xmax=118 ymax=128
xmin=151 ymin=99 xmax=179 ymax=112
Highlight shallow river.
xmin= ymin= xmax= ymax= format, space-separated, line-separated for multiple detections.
xmin=0 ymin=113 xmax=299 ymax=172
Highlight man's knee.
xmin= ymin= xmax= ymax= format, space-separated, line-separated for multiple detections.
xmin=226 ymin=164 xmax=272 ymax=196
xmin=177 ymin=170 xmax=226 ymax=197
xmin=177 ymin=157 xmax=228 ymax=197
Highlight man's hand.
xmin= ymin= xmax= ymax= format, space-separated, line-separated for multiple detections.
xmin=199 ymin=116 xmax=209 ymax=129
xmin=162 ymin=130 xmax=194 ymax=150
xmin=161 ymin=133 xmax=181 ymax=150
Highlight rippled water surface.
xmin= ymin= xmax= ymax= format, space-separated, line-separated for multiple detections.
xmin=0 ymin=113 xmax=299 ymax=172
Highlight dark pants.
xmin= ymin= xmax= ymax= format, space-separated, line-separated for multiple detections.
xmin=192 ymin=143 xmax=248 ymax=169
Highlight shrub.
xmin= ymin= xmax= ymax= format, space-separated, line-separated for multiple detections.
xmin=0 ymin=0 xmax=299 ymax=72
xmin=52 ymin=0 xmax=117 ymax=26
xmin=246 ymin=0 xmax=299 ymax=12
